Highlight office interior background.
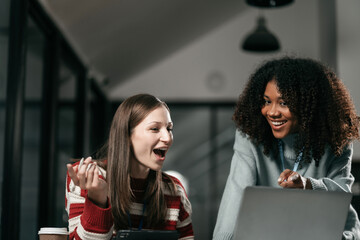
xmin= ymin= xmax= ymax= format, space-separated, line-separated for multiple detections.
xmin=1 ymin=0 xmax=360 ymax=239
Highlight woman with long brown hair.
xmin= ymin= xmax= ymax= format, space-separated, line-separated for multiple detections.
xmin=65 ymin=94 xmax=194 ymax=239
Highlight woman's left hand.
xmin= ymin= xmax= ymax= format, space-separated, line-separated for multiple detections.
xmin=278 ymin=169 xmax=312 ymax=189
xmin=67 ymin=157 xmax=108 ymax=208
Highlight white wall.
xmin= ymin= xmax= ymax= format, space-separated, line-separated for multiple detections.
xmin=336 ymin=0 xmax=360 ymax=160
xmin=109 ymin=0 xmax=360 ymax=159
xmin=109 ymin=0 xmax=320 ymax=101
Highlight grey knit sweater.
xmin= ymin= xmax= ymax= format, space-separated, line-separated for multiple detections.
xmin=213 ymin=130 xmax=360 ymax=240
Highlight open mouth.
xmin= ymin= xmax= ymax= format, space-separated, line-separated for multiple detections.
xmin=153 ymin=148 xmax=166 ymax=158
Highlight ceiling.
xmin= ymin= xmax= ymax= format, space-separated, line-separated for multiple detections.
xmin=38 ymin=0 xmax=247 ymax=92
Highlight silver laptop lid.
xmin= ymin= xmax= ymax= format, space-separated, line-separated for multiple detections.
xmin=234 ymin=186 xmax=352 ymax=240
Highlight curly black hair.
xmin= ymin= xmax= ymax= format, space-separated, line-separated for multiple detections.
xmin=233 ymin=56 xmax=360 ymax=166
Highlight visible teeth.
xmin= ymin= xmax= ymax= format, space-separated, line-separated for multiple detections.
xmin=272 ymin=121 xmax=286 ymax=126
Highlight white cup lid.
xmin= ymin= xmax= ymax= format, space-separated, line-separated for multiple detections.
xmin=38 ymin=227 xmax=69 ymax=235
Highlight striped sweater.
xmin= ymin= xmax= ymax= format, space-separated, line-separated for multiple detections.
xmin=65 ymin=163 xmax=194 ymax=240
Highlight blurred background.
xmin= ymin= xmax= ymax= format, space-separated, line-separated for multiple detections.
xmin=1 ymin=0 xmax=360 ymax=239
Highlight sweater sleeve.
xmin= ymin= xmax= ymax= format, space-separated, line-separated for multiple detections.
xmin=307 ymin=144 xmax=360 ymax=239
xmin=342 ymin=205 xmax=360 ymax=240
xmin=213 ymin=131 xmax=257 ymax=240
xmin=308 ymin=143 xmax=354 ymax=192
xmin=65 ymin=163 xmax=114 ymax=240
xmin=173 ymin=179 xmax=194 ymax=240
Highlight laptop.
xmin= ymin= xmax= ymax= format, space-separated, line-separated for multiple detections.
xmin=233 ymin=186 xmax=352 ymax=240
xmin=114 ymin=230 xmax=179 ymax=240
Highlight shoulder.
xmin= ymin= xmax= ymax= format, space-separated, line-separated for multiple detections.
xmin=162 ymin=173 xmax=183 ymax=188
xmin=323 ymin=142 xmax=353 ymax=158
xmin=162 ymin=173 xmax=189 ymax=196
xmin=162 ymin=173 xmax=192 ymax=215
xmin=234 ymin=129 xmax=252 ymax=143
xmin=328 ymin=142 xmax=353 ymax=162
xmin=234 ymin=129 xmax=259 ymax=150
xmin=163 ymin=174 xmax=181 ymax=185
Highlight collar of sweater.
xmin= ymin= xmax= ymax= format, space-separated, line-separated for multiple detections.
xmin=130 ymin=177 xmax=148 ymax=191
xmin=281 ymin=133 xmax=298 ymax=160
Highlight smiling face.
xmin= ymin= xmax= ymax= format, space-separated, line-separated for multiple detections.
xmin=130 ymin=105 xmax=173 ymax=178
xmin=261 ymin=79 xmax=299 ymax=139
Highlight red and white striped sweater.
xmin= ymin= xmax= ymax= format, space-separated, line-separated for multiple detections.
xmin=65 ymin=163 xmax=194 ymax=240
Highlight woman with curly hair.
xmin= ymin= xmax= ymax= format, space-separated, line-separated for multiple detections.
xmin=65 ymin=94 xmax=194 ymax=240
xmin=213 ymin=57 xmax=360 ymax=239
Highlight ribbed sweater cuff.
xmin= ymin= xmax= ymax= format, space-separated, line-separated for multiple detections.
xmin=82 ymin=196 xmax=113 ymax=230
xmin=308 ymin=177 xmax=327 ymax=191
xmin=213 ymin=232 xmax=233 ymax=240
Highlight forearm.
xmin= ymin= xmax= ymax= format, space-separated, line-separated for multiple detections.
xmin=213 ymin=148 xmax=256 ymax=239
xmin=308 ymin=176 xmax=353 ymax=192
xmin=68 ymin=195 xmax=113 ymax=239
xmin=66 ymin=173 xmax=113 ymax=240
xmin=342 ymin=205 xmax=360 ymax=240
xmin=309 ymin=144 xmax=354 ymax=192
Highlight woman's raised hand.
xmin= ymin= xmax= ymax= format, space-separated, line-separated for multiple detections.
xmin=67 ymin=156 xmax=108 ymax=208
xmin=277 ymin=169 xmax=312 ymax=190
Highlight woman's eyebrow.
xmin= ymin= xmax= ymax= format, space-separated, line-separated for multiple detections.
xmin=263 ymin=94 xmax=283 ymax=100
xmin=146 ymin=121 xmax=161 ymax=125
xmin=146 ymin=121 xmax=172 ymax=125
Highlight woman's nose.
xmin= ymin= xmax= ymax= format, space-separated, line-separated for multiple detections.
xmin=268 ymin=104 xmax=280 ymax=117
xmin=160 ymin=130 xmax=172 ymax=143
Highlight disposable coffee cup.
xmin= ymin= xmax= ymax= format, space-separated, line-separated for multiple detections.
xmin=38 ymin=227 xmax=68 ymax=240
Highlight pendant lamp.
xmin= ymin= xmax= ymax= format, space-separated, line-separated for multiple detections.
xmin=246 ymin=0 xmax=294 ymax=8
xmin=241 ymin=15 xmax=280 ymax=52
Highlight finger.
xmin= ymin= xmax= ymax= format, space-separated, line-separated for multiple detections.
xmin=78 ymin=161 xmax=90 ymax=189
xmin=278 ymin=169 xmax=293 ymax=184
xmin=67 ymin=163 xmax=75 ymax=175
xmin=281 ymin=173 xmax=303 ymax=189
xmin=67 ymin=164 xmax=79 ymax=186
xmin=92 ymin=164 xmax=102 ymax=186
xmin=86 ymin=163 xmax=95 ymax=189
xmin=78 ymin=157 xmax=93 ymax=189
xmin=80 ymin=157 xmax=93 ymax=172
xmin=93 ymin=164 xmax=106 ymax=185
xmin=78 ymin=157 xmax=84 ymax=169
xmin=280 ymin=181 xmax=297 ymax=188
xmin=84 ymin=156 xmax=93 ymax=164
xmin=289 ymin=173 xmax=307 ymax=189
xmin=280 ymin=176 xmax=299 ymax=188
xmin=289 ymin=173 xmax=301 ymax=183
xmin=78 ymin=156 xmax=92 ymax=171
xmin=78 ymin=157 xmax=92 ymax=175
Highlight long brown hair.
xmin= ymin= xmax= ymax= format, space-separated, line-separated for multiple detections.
xmin=107 ymin=93 xmax=175 ymax=230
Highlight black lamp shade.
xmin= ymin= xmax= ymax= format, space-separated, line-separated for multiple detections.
xmin=246 ymin=0 xmax=294 ymax=8
xmin=242 ymin=16 xmax=280 ymax=52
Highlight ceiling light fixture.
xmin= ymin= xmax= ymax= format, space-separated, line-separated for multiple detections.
xmin=246 ymin=0 xmax=294 ymax=8
xmin=241 ymin=0 xmax=294 ymax=52
xmin=241 ymin=15 xmax=280 ymax=52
